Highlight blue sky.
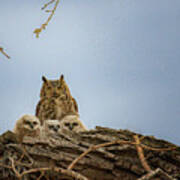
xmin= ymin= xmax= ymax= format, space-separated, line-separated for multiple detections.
xmin=0 ymin=0 xmax=180 ymax=145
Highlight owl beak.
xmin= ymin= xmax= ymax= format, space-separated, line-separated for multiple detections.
xmin=29 ymin=124 xmax=34 ymax=129
xmin=53 ymin=127 xmax=58 ymax=132
xmin=53 ymin=92 xmax=58 ymax=97
xmin=69 ymin=124 xmax=74 ymax=130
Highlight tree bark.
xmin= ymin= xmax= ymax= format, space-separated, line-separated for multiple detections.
xmin=0 ymin=127 xmax=179 ymax=180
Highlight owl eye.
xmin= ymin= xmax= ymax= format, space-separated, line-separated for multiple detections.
xmin=33 ymin=121 xmax=38 ymax=125
xmin=25 ymin=120 xmax=31 ymax=125
xmin=57 ymin=85 xmax=61 ymax=89
xmin=73 ymin=122 xmax=78 ymax=126
xmin=65 ymin=122 xmax=70 ymax=126
xmin=47 ymin=86 xmax=51 ymax=90
xmin=49 ymin=125 xmax=54 ymax=129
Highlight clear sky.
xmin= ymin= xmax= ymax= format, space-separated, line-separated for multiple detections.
xmin=0 ymin=0 xmax=180 ymax=145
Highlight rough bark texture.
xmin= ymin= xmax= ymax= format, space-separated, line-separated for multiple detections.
xmin=0 ymin=127 xmax=179 ymax=180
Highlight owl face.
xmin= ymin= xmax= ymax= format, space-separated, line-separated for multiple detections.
xmin=43 ymin=120 xmax=61 ymax=135
xmin=60 ymin=115 xmax=86 ymax=132
xmin=22 ymin=115 xmax=40 ymax=132
xmin=40 ymin=75 xmax=69 ymax=98
xmin=13 ymin=115 xmax=41 ymax=142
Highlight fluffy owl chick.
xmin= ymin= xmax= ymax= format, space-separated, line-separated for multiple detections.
xmin=41 ymin=120 xmax=61 ymax=137
xmin=60 ymin=115 xmax=87 ymax=133
xmin=13 ymin=115 xmax=41 ymax=143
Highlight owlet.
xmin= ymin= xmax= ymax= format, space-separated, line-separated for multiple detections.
xmin=13 ymin=114 xmax=41 ymax=143
xmin=60 ymin=115 xmax=87 ymax=133
xmin=41 ymin=119 xmax=61 ymax=138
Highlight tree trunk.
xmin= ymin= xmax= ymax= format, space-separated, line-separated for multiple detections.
xmin=0 ymin=126 xmax=179 ymax=180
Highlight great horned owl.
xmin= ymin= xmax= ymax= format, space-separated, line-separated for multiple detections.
xmin=60 ymin=115 xmax=87 ymax=133
xmin=13 ymin=114 xmax=41 ymax=143
xmin=36 ymin=75 xmax=79 ymax=125
xmin=41 ymin=119 xmax=61 ymax=137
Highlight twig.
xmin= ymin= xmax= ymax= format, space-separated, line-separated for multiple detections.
xmin=134 ymin=135 xmax=152 ymax=172
xmin=141 ymin=144 xmax=177 ymax=152
xmin=45 ymin=10 xmax=53 ymax=13
xmin=41 ymin=0 xmax=55 ymax=10
xmin=68 ymin=140 xmax=136 ymax=170
xmin=7 ymin=144 xmax=34 ymax=166
xmin=0 ymin=47 xmax=10 ymax=59
xmin=137 ymin=168 xmax=176 ymax=180
xmin=37 ymin=171 xmax=45 ymax=180
xmin=0 ymin=163 xmax=12 ymax=169
xmin=20 ymin=167 xmax=88 ymax=180
xmin=34 ymin=0 xmax=60 ymax=38
xmin=9 ymin=157 xmax=21 ymax=179
xmin=4 ymin=158 xmax=88 ymax=180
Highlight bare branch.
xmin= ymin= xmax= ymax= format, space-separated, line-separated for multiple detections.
xmin=134 ymin=135 xmax=152 ymax=172
xmin=41 ymin=0 xmax=55 ymax=10
xmin=34 ymin=0 xmax=60 ymax=38
xmin=68 ymin=140 xmax=136 ymax=170
xmin=0 ymin=46 xmax=10 ymax=59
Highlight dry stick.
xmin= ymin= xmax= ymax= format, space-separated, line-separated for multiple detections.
xmin=137 ymin=168 xmax=176 ymax=180
xmin=0 ymin=47 xmax=10 ymax=59
xmin=9 ymin=157 xmax=21 ymax=179
xmin=43 ymin=0 xmax=59 ymax=27
xmin=4 ymin=160 xmax=88 ymax=180
xmin=37 ymin=173 xmax=44 ymax=180
xmin=68 ymin=140 xmax=136 ymax=170
xmin=141 ymin=144 xmax=177 ymax=152
xmin=45 ymin=10 xmax=53 ymax=13
xmin=41 ymin=0 xmax=55 ymax=10
xmin=17 ymin=148 xmax=34 ymax=167
xmin=34 ymin=0 xmax=60 ymax=38
xmin=1 ymin=159 xmax=86 ymax=180
xmin=20 ymin=167 xmax=88 ymax=180
xmin=138 ymin=135 xmax=177 ymax=151
xmin=7 ymin=144 xmax=34 ymax=166
xmin=37 ymin=171 xmax=45 ymax=180
xmin=134 ymin=135 xmax=152 ymax=172
xmin=0 ymin=163 xmax=12 ymax=169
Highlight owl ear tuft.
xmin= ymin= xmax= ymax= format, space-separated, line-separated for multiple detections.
xmin=60 ymin=74 xmax=64 ymax=82
xmin=42 ymin=76 xmax=48 ymax=83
